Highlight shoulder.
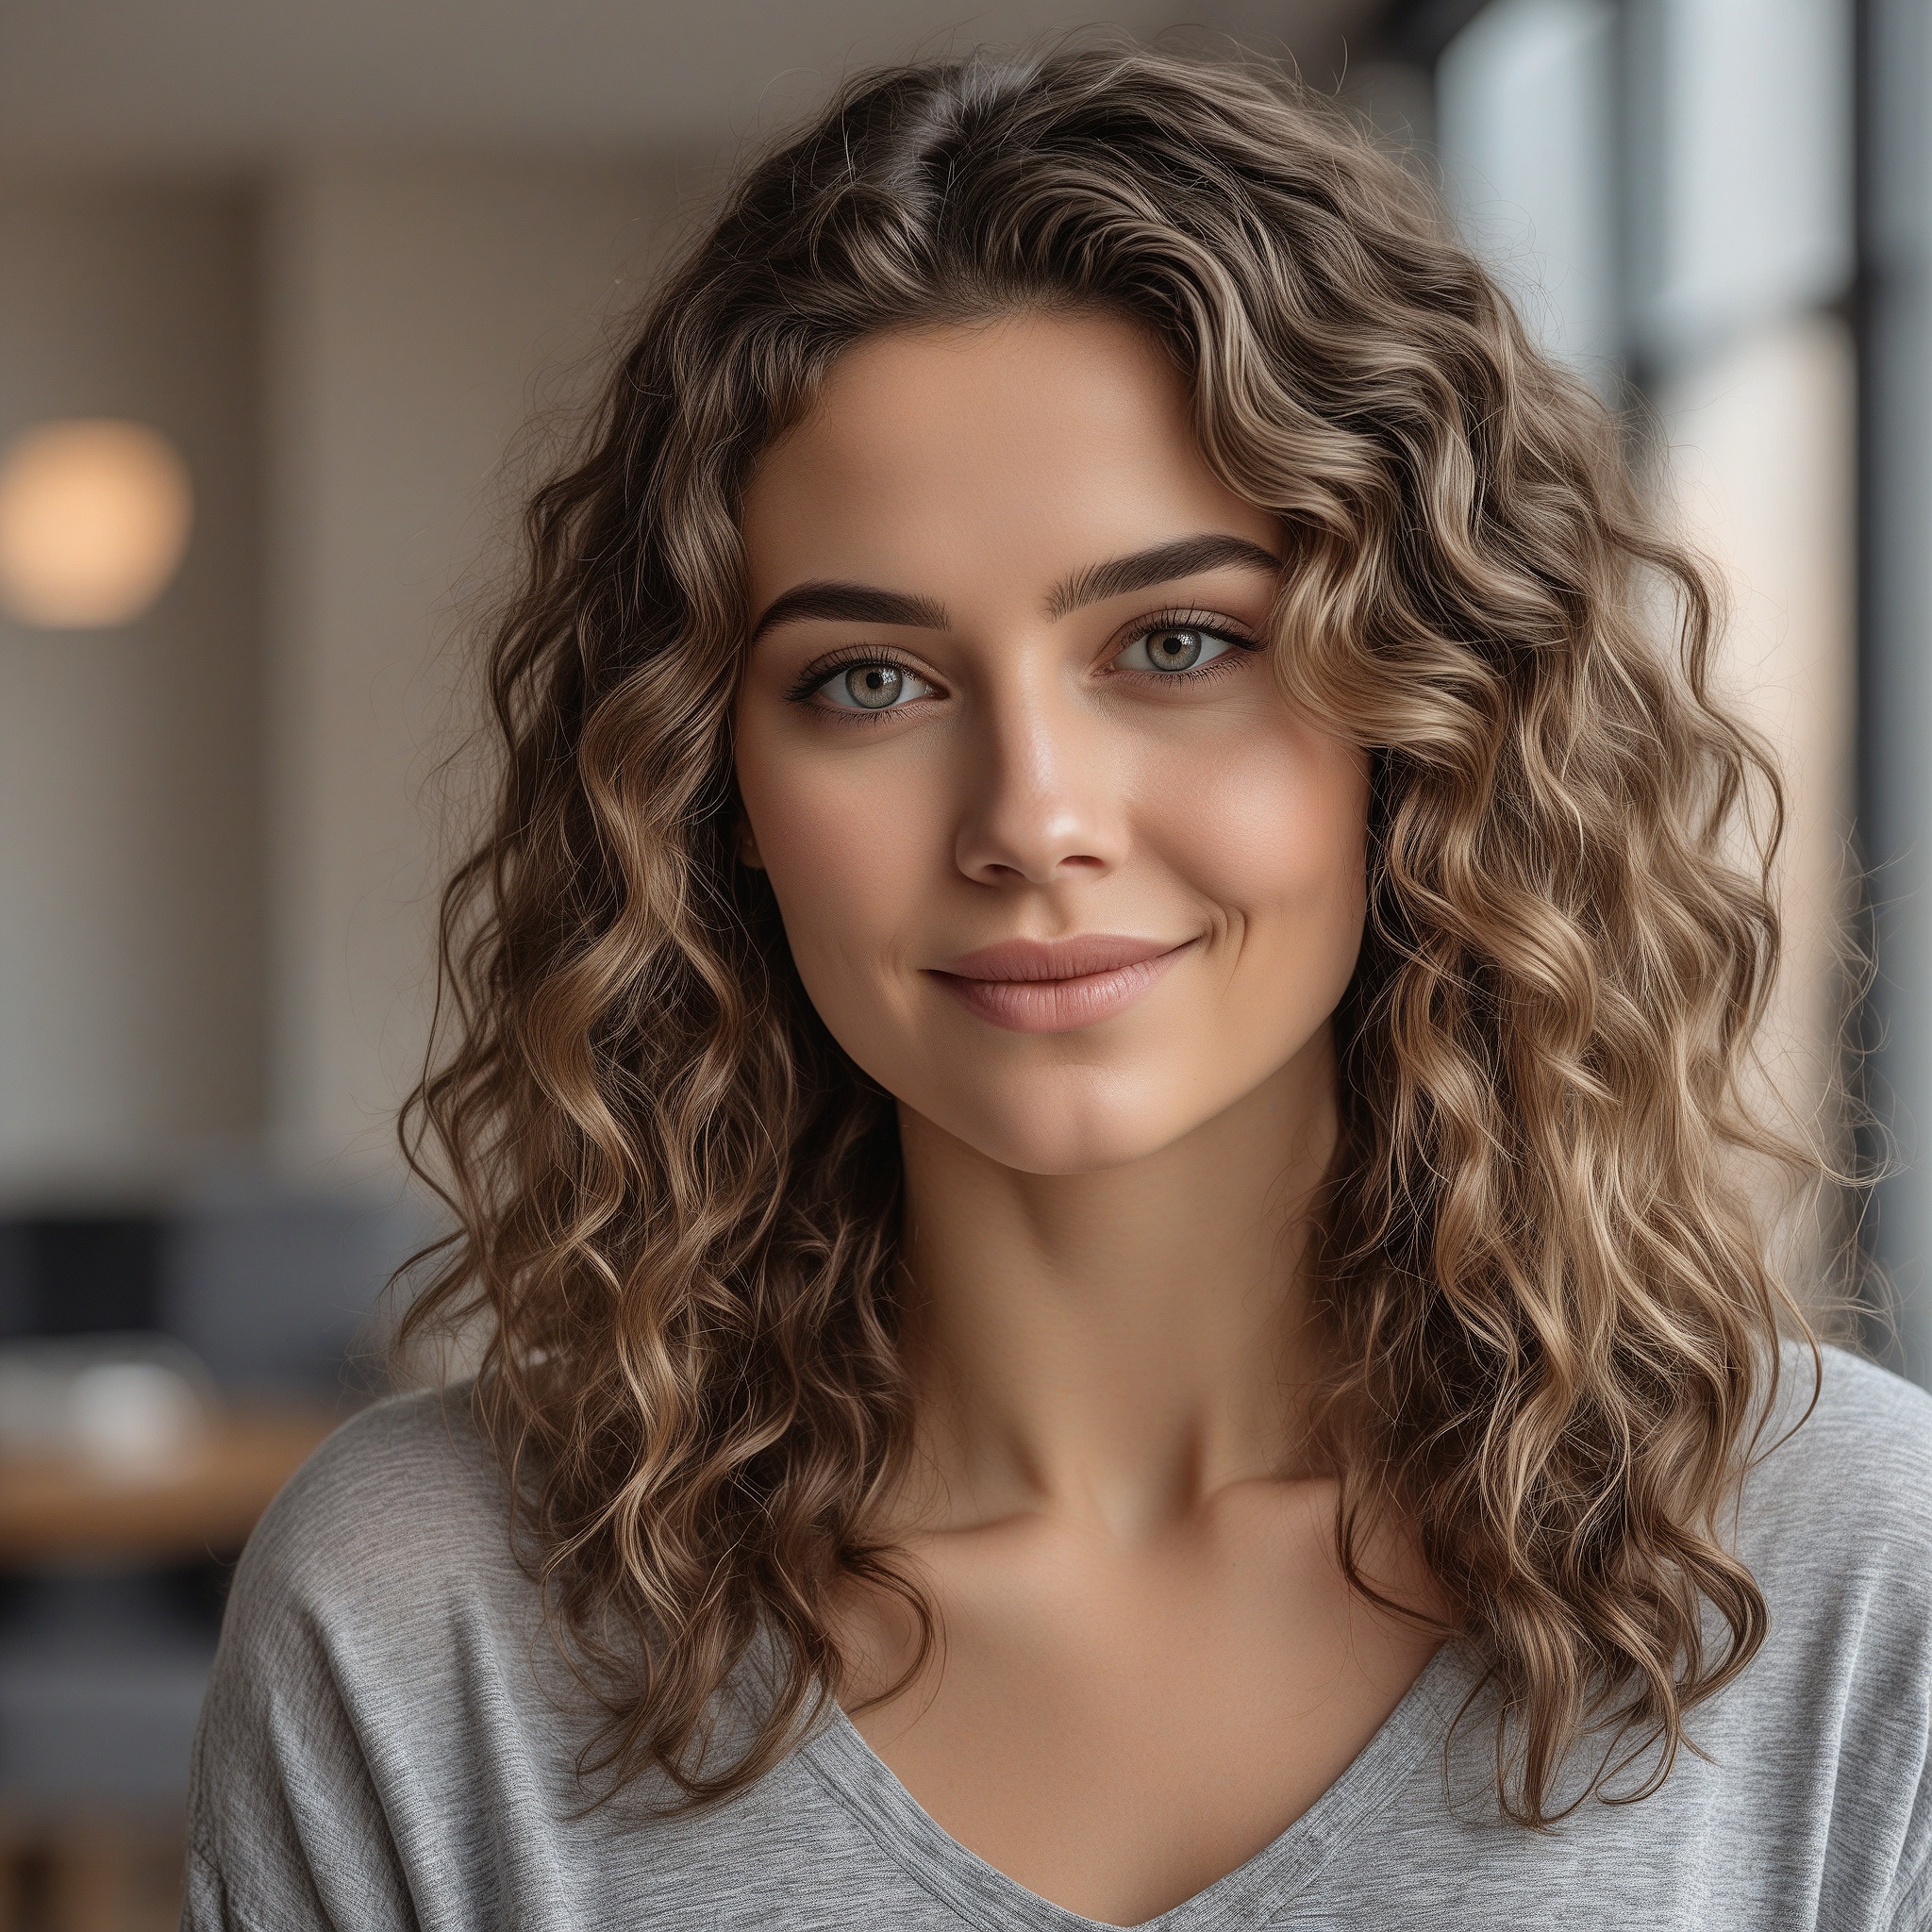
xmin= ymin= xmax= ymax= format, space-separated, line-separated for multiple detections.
xmin=213 ymin=1383 xmax=538 ymax=1710
xmin=1740 ymin=1342 xmax=1932 ymax=1566
xmin=1736 ymin=1343 xmax=1932 ymax=1703
xmin=191 ymin=1392 xmax=566 ymax=1924
xmin=1714 ymin=1346 xmax=1932 ymax=1921
xmin=238 ymin=1385 xmax=516 ymax=1613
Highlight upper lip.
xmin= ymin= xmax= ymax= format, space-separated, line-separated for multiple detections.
xmin=931 ymin=934 xmax=1190 ymax=982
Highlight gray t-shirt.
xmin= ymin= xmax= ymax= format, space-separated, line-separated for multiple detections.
xmin=183 ymin=1346 xmax=1932 ymax=1930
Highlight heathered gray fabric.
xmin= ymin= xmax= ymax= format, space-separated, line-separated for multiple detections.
xmin=183 ymin=1346 xmax=1932 ymax=1931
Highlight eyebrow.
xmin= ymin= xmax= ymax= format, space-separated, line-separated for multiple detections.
xmin=748 ymin=530 xmax=1282 ymax=642
xmin=750 ymin=581 xmax=949 ymax=642
xmin=1045 ymin=533 xmax=1283 ymax=619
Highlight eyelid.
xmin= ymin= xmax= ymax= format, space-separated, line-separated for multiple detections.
xmin=779 ymin=608 xmax=1259 ymax=703
xmin=1104 ymin=605 xmax=1261 ymax=663
xmin=784 ymin=642 xmax=946 ymax=706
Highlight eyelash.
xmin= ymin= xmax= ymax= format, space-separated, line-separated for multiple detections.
xmin=784 ymin=607 xmax=1261 ymax=717
xmin=1112 ymin=608 xmax=1260 ymax=685
xmin=783 ymin=643 xmax=918 ymax=708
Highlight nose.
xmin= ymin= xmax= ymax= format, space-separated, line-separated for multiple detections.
xmin=954 ymin=672 xmax=1126 ymax=888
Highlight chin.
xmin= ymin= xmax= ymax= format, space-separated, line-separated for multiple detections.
xmin=924 ymin=1069 xmax=1203 ymax=1176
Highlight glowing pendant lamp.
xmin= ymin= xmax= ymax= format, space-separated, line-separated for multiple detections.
xmin=0 ymin=419 xmax=193 ymax=629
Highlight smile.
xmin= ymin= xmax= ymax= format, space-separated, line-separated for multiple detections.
xmin=927 ymin=934 xmax=1196 ymax=1034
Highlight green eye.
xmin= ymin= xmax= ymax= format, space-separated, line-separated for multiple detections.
xmin=846 ymin=664 xmax=901 ymax=708
xmin=815 ymin=659 xmax=935 ymax=711
xmin=1149 ymin=628 xmax=1204 ymax=671
xmin=1114 ymin=625 xmax=1243 ymax=675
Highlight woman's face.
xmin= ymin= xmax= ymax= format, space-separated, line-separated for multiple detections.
xmin=734 ymin=310 xmax=1368 ymax=1175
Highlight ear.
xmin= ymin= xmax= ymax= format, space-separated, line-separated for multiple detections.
xmin=737 ymin=815 xmax=766 ymax=870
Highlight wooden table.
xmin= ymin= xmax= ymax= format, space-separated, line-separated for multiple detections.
xmin=0 ymin=1407 xmax=341 ymax=1929
xmin=0 ymin=1409 xmax=338 ymax=1566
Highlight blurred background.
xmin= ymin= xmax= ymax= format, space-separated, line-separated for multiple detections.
xmin=0 ymin=0 xmax=1924 ymax=1922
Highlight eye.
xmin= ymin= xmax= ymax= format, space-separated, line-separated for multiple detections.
xmin=814 ymin=659 xmax=937 ymax=711
xmin=1112 ymin=625 xmax=1248 ymax=676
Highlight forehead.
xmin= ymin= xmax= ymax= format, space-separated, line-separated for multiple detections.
xmin=740 ymin=311 xmax=1277 ymax=608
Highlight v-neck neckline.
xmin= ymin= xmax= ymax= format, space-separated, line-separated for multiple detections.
xmin=795 ymin=1641 xmax=1476 ymax=1932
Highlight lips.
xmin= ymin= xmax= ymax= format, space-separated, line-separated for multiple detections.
xmin=927 ymin=934 xmax=1194 ymax=1034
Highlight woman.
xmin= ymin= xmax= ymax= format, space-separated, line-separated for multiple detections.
xmin=185 ymin=47 xmax=1932 ymax=1930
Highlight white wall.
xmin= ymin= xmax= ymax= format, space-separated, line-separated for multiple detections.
xmin=262 ymin=157 xmax=680 ymax=1178
xmin=1436 ymin=0 xmax=1619 ymax=383
xmin=0 ymin=158 xmax=688 ymax=1200
xmin=1655 ymin=317 xmax=1857 ymax=1144
xmin=1440 ymin=0 xmax=1859 ymax=1307
xmin=1635 ymin=0 xmax=1857 ymax=1299
xmin=0 ymin=181 xmax=263 ymax=1199
xmin=1864 ymin=0 xmax=1932 ymax=1377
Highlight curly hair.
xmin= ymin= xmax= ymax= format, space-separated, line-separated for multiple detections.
xmin=400 ymin=43 xmax=1824 ymax=1824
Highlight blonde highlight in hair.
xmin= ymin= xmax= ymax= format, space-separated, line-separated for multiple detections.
xmin=401 ymin=45 xmax=1824 ymax=1822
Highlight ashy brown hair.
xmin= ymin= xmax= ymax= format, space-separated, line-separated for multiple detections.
xmin=402 ymin=43 xmax=1824 ymax=1823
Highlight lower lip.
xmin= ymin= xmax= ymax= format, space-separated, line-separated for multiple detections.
xmin=930 ymin=943 xmax=1193 ymax=1034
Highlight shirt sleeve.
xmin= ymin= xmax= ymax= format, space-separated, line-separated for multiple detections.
xmin=176 ymin=1394 xmax=580 ymax=1932
xmin=181 ymin=1541 xmax=420 ymax=1932
xmin=1886 ymin=1735 xmax=1932 ymax=1932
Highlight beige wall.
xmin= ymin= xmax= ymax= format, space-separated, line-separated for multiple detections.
xmin=1657 ymin=316 xmax=1858 ymax=1150
xmin=0 ymin=158 xmax=684 ymax=1197
xmin=262 ymin=157 xmax=680 ymax=1178
xmin=0 ymin=180 xmax=263 ymax=1199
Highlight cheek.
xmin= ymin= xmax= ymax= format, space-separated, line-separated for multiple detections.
xmin=734 ymin=726 xmax=944 ymax=987
xmin=1145 ymin=721 xmax=1368 ymax=971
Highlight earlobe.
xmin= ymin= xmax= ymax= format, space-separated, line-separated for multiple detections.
xmin=737 ymin=818 xmax=766 ymax=870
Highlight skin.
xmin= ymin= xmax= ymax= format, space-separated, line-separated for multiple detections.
xmin=735 ymin=310 xmax=1439 ymax=1927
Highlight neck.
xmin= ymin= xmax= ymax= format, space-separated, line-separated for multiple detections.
xmin=893 ymin=1035 xmax=1339 ymax=1538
